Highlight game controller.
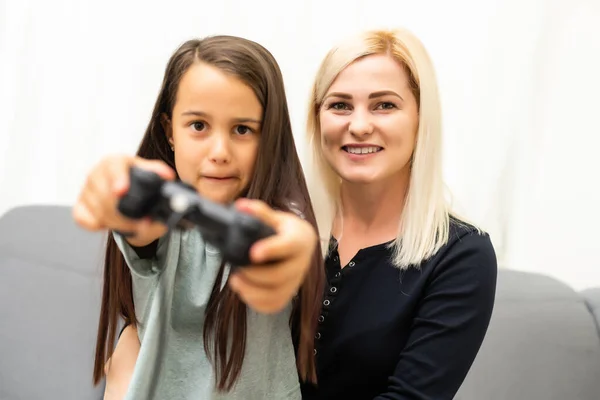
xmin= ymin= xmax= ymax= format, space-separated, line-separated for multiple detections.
xmin=117 ymin=166 xmax=276 ymax=267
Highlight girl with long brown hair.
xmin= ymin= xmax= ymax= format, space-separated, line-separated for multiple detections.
xmin=73 ymin=35 xmax=324 ymax=399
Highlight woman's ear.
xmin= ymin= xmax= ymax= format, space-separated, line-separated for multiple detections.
xmin=160 ymin=113 xmax=174 ymax=149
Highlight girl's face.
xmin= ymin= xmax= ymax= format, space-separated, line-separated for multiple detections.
xmin=319 ymin=54 xmax=419 ymax=186
xmin=165 ymin=62 xmax=262 ymax=204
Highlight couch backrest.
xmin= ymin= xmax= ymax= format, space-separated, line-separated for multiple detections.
xmin=2 ymin=205 xmax=600 ymax=400
xmin=0 ymin=205 xmax=106 ymax=400
xmin=456 ymin=269 xmax=600 ymax=400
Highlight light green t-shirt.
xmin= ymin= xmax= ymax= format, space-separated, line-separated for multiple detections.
xmin=113 ymin=228 xmax=301 ymax=400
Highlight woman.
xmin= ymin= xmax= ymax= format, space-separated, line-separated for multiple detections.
xmin=73 ymin=35 xmax=324 ymax=399
xmin=302 ymin=28 xmax=498 ymax=399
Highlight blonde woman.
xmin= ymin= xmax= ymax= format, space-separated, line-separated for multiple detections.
xmin=302 ymin=28 xmax=498 ymax=399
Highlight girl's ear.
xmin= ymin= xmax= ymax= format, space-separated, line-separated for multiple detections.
xmin=160 ymin=113 xmax=174 ymax=148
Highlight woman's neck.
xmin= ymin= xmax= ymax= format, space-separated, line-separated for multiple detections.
xmin=334 ymin=171 xmax=410 ymax=240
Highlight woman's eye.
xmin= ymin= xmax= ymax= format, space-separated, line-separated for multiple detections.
xmin=329 ymin=102 xmax=349 ymax=111
xmin=376 ymin=102 xmax=397 ymax=110
xmin=235 ymin=125 xmax=252 ymax=135
xmin=191 ymin=121 xmax=205 ymax=131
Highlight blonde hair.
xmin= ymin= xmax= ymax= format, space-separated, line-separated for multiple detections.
xmin=306 ymin=28 xmax=457 ymax=269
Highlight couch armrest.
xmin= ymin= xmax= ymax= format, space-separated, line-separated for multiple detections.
xmin=582 ymin=288 xmax=600 ymax=338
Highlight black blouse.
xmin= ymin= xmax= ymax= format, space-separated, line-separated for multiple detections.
xmin=300 ymin=218 xmax=498 ymax=399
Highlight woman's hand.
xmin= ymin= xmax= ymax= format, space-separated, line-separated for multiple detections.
xmin=228 ymin=198 xmax=318 ymax=314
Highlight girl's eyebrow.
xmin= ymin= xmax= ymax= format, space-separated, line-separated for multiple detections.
xmin=181 ymin=110 xmax=261 ymax=125
xmin=232 ymin=117 xmax=261 ymax=125
xmin=181 ymin=110 xmax=208 ymax=117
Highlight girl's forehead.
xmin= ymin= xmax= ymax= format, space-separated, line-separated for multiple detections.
xmin=173 ymin=63 xmax=262 ymax=120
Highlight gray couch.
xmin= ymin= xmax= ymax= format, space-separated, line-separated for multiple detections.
xmin=456 ymin=267 xmax=600 ymax=399
xmin=1 ymin=205 xmax=599 ymax=399
xmin=0 ymin=205 xmax=106 ymax=400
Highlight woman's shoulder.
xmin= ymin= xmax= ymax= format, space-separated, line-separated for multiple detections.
xmin=430 ymin=215 xmax=498 ymax=281
xmin=447 ymin=215 xmax=493 ymax=249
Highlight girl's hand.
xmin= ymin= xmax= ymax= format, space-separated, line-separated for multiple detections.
xmin=228 ymin=198 xmax=318 ymax=314
xmin=72 ymin=155 xmax=175 ymax=246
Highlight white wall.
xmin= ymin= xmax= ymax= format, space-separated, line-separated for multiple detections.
xmin=1 ymin=0 xmax=599 ymax=289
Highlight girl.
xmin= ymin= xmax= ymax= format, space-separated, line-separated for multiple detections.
xmin=73 ymin=35 xmax=324 ymax=399
xmin=302 ymin=28 xmax=498 ymax=399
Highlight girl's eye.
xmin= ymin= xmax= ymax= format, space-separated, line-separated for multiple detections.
xmin=235 ymin=125 xmax=252 ymax=135
xmin=191 ymin=121 xmax=205 ymax=131
xmin=376 ymin=102 xmax=397 ymax=110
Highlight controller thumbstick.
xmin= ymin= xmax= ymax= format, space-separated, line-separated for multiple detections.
xmin=117 ymin=166 xmax=163 ymax=219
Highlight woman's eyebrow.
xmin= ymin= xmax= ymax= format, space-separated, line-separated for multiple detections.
xmin=369 ymin=90 xmax=403 ymax=101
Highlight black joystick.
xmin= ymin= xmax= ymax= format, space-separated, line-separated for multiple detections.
xmin=117 ymin=166 xmax=276 ymax=267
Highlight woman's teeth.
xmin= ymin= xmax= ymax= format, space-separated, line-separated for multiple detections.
xmin=344 ymin=146 xmax=382 ymax=154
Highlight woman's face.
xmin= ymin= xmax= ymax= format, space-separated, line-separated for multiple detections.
xmin=165 ymin=62 xmax=262 ymax=204
xmin=319 ymin=54 xmax=419 ymax=186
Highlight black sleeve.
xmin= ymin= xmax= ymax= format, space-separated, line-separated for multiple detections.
xmin=374 ymin=232 xmax=498 ymax=400
xmin=130 ymin=239 xmax=159 ymax=259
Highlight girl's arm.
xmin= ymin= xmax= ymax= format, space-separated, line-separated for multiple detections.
xmin=103 ymin=325 xmax=140 ymax=400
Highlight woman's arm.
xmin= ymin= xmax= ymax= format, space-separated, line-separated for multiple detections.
xmin=375 ymin=232 xmax=498 ymax=400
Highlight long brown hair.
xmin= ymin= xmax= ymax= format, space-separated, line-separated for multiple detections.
xmin=93 ymin=36 xmax=325 ymax=390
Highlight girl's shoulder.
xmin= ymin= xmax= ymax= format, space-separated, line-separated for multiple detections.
xmin=285 ymin=200 xmax=306 ymax=219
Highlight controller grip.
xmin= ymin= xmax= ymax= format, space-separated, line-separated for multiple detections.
xmin=117 ymin=166 xmax=164 ymax=219
xmin=225 ymin=213 xmax=276 ymax=266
